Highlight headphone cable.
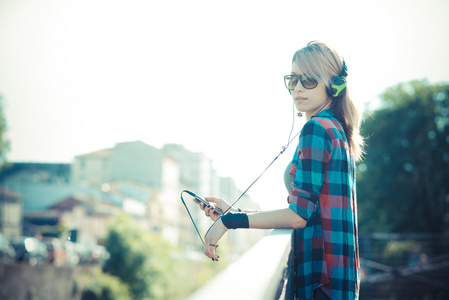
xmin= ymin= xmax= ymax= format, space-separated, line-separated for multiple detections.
xmin=202 ymin=103 xmax=301 ymax=241
xmin=182 ymin=101 xmax=303 ymax=246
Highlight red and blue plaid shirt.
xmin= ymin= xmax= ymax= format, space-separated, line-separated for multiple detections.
xmin=288 ymin=109 xmax=360 ymax=299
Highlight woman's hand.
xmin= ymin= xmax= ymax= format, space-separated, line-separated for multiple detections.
xmin=194 ymin=196 xmax=233 ymax=221
xmin=204 ymin=218 xmax=228 ymax=261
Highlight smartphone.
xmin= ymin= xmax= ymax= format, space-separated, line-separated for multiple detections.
xmin=187 ymin=191 xmax=223 ymax=215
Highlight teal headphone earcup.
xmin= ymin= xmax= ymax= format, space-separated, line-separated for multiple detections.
xmin=327 ymin=76 xmax=347 ymax=98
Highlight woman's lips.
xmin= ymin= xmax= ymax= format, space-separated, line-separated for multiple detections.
xmin=295 ymin=97 xmax=308 ymax=102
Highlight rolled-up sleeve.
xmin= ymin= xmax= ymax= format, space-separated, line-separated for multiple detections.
xmin=288 ymin=119 xmax=331 ymax=221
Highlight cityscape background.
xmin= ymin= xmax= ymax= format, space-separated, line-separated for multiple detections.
xmin=0 ymin=141 xmax=264 ymax=249
xmin=0 ymin=141 xmax=266 ymax=299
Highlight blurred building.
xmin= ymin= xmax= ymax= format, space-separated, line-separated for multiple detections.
xmin=71 ymin=141 xmax=181 ymax=244
xmin=0 ymin=186 xmax=22 ymax=239
xmin=0 ymin=141 xmax=264 ymax=254
xmin=0 ymin=164 xmax=123 ymax=245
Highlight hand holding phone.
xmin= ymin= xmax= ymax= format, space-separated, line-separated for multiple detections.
xmin=185 ymin=190 xmax=223 ymax=215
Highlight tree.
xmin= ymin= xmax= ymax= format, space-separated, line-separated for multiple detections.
xmin=0 ymin=94 xmax=9 ymax=169
xmin=78 ymin=268 xmax=132 ymax=300
xmin=103 ymin=214 xmax=173 ymax=300
xmin=357 ymin=80 xmax=449 ymax=234
xmin=102 ymin=214 xmax=229 ymax=299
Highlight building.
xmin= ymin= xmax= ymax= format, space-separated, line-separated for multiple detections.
xmin=1 ymin=141 xmax=264 ymax=254
xmin=0 ymin=162 xmax=123 ymax=244
xmin=0 ymin=186 xmax=22 ymax=239
xmin=71 ymin=141 xmax=181 ymax=244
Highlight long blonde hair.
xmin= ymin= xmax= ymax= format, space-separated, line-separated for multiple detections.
xmin=292 ymin=41 xmax=365 ymax=161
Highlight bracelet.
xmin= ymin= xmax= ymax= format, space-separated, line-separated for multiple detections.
xmin=220 ymin=212 xmax=249 ymax=229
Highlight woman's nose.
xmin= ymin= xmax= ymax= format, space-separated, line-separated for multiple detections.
xmin=293 ymin=83 xmax=303 ymax=93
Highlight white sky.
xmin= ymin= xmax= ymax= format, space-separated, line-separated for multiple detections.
xmin=1 ymin=0 xmax=448 ymax=209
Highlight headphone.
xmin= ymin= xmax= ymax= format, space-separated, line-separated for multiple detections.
xmin=326 ymin=59 xmax=348 ymax=98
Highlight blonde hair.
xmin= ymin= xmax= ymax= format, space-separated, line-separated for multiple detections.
xmin=292 ymin=41 xmax=365 ymax=161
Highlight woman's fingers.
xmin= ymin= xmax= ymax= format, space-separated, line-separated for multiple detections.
xmin=204 ymin=219 xmax=228 ymax=261
xmin=204 ymin=206 xmax=213 ymax=216
xmin=192 ymin=196 xmax=223 ymax=220
xmin=204 ymin=243 xmax=220 ymax=261
xmin=205 ymin=196 xmax=230 ymax=213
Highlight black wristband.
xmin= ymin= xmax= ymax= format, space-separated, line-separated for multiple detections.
xmin=220 ymin=212 xmax=249 ymax=229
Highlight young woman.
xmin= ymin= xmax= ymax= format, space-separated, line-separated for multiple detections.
xmin=197 ymin=41 xmax=364 ymax=299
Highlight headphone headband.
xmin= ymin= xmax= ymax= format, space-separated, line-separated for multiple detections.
xmin=341 ymin=60 xmax=348 ymax=77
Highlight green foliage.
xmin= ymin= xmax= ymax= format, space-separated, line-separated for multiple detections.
xmin=383 ymin=240 xmax=418 ymax=266
xmin=0 ymin=94 xmax=9 ymax=169
xmin=102 ymin=214 xmax=228 ymax=300
xmin=78 ymin=268 xmax=132 ymax=300
xmin=103 ymin=214 xmax=168 ymax=299
xmin=357 ymin=79 xmax=449 ymax=234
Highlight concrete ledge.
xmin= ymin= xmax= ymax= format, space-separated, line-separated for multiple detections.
xmin=188 ymin=229 xmax=294 ymax=300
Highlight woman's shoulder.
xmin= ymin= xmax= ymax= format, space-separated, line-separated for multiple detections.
xmin=310 ymin=110 xmax=343 ymax=132
xmin=300 ymin=118 xmax=331 ymax=144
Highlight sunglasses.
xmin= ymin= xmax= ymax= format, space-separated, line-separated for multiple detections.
xmin=283 ymin=74 xmax=318 ymax=92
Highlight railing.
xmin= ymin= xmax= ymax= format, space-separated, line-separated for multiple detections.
xmin=359 ymin=233 xmax=449 ymax=299
xmin=188 ymin=229 xmax=295 ymax=300
xmin=189 ymin=230 xmax=449 ymax=300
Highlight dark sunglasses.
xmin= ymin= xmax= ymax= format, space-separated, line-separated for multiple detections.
xmin=283 ymin=74 xmax=318 ymax=92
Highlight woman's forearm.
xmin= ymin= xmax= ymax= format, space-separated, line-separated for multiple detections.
xmin=247 ymin=208 xmax=306 ymax=230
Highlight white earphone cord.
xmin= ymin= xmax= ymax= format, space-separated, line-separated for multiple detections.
xmin=203 ymin=103 xmax=301 ymax=239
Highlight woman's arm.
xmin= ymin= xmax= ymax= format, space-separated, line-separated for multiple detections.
xmin=203 ymin=207 xmax=306 ymax=260
xmin=248 ymin=208 xmax=306 ymax=230
xmin=200 ymin=197 xmax=306 ymax=229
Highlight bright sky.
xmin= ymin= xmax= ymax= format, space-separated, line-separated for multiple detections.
xmin=1 ymin=0 xmax=448 ymax=209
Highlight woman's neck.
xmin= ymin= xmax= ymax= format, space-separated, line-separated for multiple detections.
xmin=306 ymin=98 xmax=332 ymax=120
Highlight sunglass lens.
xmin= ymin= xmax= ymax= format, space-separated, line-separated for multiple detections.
xmin=284 ymin=75 xmax=298 ymax=90
xmin=284 ymin=75 xmax=318 ymax=91
xmin=301 ymin=77 xmax=318 ymax=89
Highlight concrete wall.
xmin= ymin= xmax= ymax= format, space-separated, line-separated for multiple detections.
xmin=0 ymin=263 xmax=97 ymax=300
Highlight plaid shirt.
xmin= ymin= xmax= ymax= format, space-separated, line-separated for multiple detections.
xmin=287 ymin=109 xmax=360 ymax=299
